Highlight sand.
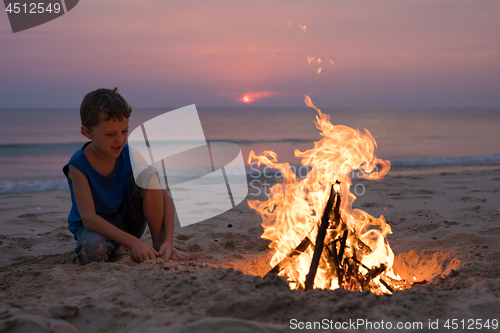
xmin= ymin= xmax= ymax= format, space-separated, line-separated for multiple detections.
xmin=1 ymin=164 xmax=500 ymax=332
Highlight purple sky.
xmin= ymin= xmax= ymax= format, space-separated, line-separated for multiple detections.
xmin=1 ymin=0 xmax=500 ymax=108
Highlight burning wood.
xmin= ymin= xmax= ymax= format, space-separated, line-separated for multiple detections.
xmin=305 ymin=182 xmax=340 ymax=290
xmin=267 ymin=236 xmax=312 ymax=275
xmin=266 ymin=180 xmax=397 ymax=293
xmin=249 ymin=96 xmax=413 ymax=294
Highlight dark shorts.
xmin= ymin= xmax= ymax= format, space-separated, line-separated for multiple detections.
xmin=74 ymin=166 xmax=158 ymax=265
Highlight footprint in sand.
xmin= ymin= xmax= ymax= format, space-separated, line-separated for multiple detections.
xmin=459 ymin=196 xmax=487 ymax=203
xmin=175 ymin=234 xmax=192 ymax=241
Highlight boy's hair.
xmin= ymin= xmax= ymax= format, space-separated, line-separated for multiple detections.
xmin=80 ymin=87 xmax=132 ymax=135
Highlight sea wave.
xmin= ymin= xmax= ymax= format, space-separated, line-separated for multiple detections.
xmin=0 ymin=179 xmax=68 ymax=195
xmin=246 ymin=154 xmax=500 ymax=179
xmin=390 ymin=154 xmax=500 ymax=167
xmin=0 ymin=142 xmax=84 ymax=157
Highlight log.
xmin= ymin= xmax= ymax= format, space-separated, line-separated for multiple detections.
xmin=361 ymin=264 xmax=387 ymax=289
xmin=379 ymin=279 xmax=395 ymax=294
xmin=266 ymin=236 xmax=312 ymax=275
xmin=337 ymin=229 xmax=348 ymax=265
xmin=355 ymin=238 xmax=372 ymax=254
xmin=305 ymin=181 xmax=340 ymax=290
xmin=351 ymin=257 xmax=394 ymax=293
xmin=325 ymin=241 xmax=342 ymax=285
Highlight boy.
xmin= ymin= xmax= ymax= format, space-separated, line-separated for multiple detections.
xmin=63 ymin=87 xmax=185 ymax=265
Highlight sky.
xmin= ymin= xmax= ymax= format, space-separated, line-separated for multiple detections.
xmin=1 ymin=0 xmax=500 ymax=108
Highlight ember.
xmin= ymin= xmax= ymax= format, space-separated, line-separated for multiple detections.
xmin=248 ymin=96 xmax=413 ymax=294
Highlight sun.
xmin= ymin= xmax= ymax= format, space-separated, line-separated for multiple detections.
xmin=238 ymin=91 xmax=273 ymax=104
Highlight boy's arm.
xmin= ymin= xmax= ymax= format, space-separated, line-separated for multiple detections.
xmin=158 ymin=189 xmax=175 ymax=259
xmin=68 ymin=164 xmax=158 ymax=262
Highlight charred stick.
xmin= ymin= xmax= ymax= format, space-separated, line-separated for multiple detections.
xmin=267 ymin=236 xmax=312 ymax=275
xmin=352 ymin=260 xmax=362 ymax=291
xmin=352 ymin=257 xmax=387 ymax=281
xmin=326 ymin=242 xmax=342 ymax=286
xmin=325 ymin=186 xmax=344 ymax=286
xmin=355 ymin=238 xmax=372 ymax=254
xmin=351 ymin=257 xmax=394 ymax=293
xmin=305 ymin=182 xmax=340 ymax=291
xmin=366 ymin=264 xmax=387 ymax=281
xmin=351 ymin=256 xmax=369 ymax=270
xmin=362 ymin=264 xmax=387 ymax=289
xmin=412 ymin=280 xmax=427 ymax=286
xmin=337 ymin=229 xmax=348 ymax=264
xmin=345 ymin=259 xmax=360 ymax=291
xmin=379 ymin=279 xmax=394 ymax=294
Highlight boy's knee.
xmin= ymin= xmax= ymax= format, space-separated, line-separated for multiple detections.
xmin=144 ymin=186 xmax=164 ymax=205
xmin=75 ymin=238 xmax=115 ymax=265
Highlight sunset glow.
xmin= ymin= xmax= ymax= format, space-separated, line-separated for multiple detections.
xmin=239 ymin=91 xmax=274 ymax=104
xmin=0 ymin=1 xmax=498 ymax=108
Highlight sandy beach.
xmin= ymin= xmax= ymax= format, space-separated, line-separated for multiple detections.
xmin=2 ymin=0 xmax=500 ymax=331
xmin=1 ymin=163 xmax=499 ymax=332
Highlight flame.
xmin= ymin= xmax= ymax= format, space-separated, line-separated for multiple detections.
xmin=299 ymin=25 xmax=307 ymax=32
xmin=239 ymin=91 xmax=274 ymax=104
xmin=329 ymin=60 xmax=334 ymax=65
xmin=307 ymin=55 xmax=315 ymax=65
xmin=270 ymin=53 xmax=274 ymax=59
xmin=248 ymin=96 xmax=409 ymax=294
xmin=317 ymin=67 xmax=322 ymax=74
xmin=289 ymin=19 xmax=294 ymax=26
xmin=315 ymin=58 xmax=322 ymax=64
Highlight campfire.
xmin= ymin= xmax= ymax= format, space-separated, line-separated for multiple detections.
xmin=248 ymin=96 xmax=412 ymax=294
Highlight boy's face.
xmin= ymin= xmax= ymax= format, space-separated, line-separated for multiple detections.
xmin=81 ymin=113 xmax=129 ymax=158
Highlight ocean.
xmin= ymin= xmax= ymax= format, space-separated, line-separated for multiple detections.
xmin=1 ymin=107 xmax=499 ymax=195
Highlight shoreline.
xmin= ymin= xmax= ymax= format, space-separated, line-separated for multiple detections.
xmin=1 ymin=157 xmax=500 ymax=195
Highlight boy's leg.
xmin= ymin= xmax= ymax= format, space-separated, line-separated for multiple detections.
xmin=74 ymin=213 xmax=121 ymax=265
xmin=142 ymin=176 xmax=166 ymax=250
xmin=122 ymin=167 xmax=189 ymax=259
xmin=120 ymin=166 xmax=162 ymax=248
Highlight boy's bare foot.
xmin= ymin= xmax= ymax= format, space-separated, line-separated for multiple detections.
xmin=172 ymin=248 xmax=190 ymax=260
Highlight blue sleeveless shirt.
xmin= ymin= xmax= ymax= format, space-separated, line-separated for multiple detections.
xmin=63 ymin=142 xmax=133 ymax=237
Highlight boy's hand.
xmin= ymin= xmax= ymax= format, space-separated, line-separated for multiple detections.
xmin=130 ymin=239 xmax=159 ymax=263
xmin=158 ymin=242 xmax=173 ymax=260
xmin=159 ymin=243 xmax=191 ymax=261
